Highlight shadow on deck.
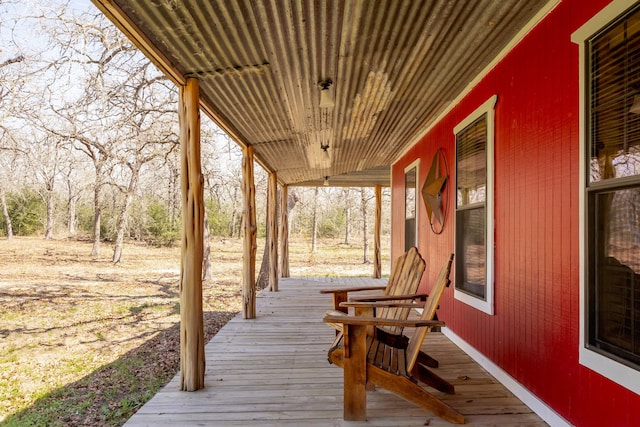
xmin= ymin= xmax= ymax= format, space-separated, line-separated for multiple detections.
xmin=124 ymin=278 xmax=547 ymax=426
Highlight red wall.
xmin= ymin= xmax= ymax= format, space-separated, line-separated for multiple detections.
xmin=391 ymin=1 xmax=640 ymax=425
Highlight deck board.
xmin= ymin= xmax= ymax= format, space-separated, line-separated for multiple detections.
xmin=125 ymin=278 xmax=547 ymax=426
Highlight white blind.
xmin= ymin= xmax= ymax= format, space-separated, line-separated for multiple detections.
xmin=590 ymin=11 xmax=640 ymax=182
xmin=456 ymin=115 xmax=487 ymax=206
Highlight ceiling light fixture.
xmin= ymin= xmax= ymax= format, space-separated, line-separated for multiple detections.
xmin=319 ymin=79 xmax=334 ymax=108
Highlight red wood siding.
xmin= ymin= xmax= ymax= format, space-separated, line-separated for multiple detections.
xmin=391 ymin=1 xmax=640 ymax=425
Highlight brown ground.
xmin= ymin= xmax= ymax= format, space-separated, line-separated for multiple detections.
xmin=0 ymin=236 xmax=387 ymax=426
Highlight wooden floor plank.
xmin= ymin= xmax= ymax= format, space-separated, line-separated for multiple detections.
xmin=124 ymin=278 xmax=548 ymax=426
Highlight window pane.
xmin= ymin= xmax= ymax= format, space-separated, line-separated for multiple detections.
xmin=405 ymin=167 xmax=416 ymax=250
xmin=589 ymin=12 xmax=640 ymax=183
xmin=405 ymin=218 xmax=416 ymax=252
xmin=591 ymin=189 xmax=640 ymax=365
xmin=457 ymin=115 xmax=487 ymax=206
xmin=405 ymin=167 xmax=416 ymax=219
xmin=455 ymin=207 xmax=486 ymax=299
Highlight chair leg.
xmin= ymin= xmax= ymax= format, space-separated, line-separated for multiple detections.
xmin=412 ymin=363 xmax=455 ymax=394
xmin=368 ymin=364 xmax=465 ymax=424
xmin=342 ymin=323 xmax=368 ymax=421
xmin=417 ymin=350 xmax=439 ymax=368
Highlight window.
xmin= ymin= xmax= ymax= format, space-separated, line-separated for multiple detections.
xmin=404 ymin=162 xmax=418 ymax=251
xmin=453 ymin=95 xmax=497 ymax=315
xmin=573 ymin=0 xmax=640 ymax=395
xmin=588 ymin=3 xmax=640 ymax=369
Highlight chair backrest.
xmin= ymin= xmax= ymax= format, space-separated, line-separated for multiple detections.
xmin=377 ymin=246 xmax=426 ymax=334
xmin=405 ymin=253 xmax=454 ymax=372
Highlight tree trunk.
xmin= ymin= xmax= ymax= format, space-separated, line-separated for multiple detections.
xmin=312 ymin=187 xmax=319 ymax=253
xmin=68 ymin=195 xmax=78 ymax=236
xmin=279 ymin=185 xmax=290 ymax=278
xmin=344 ymin=188 xmax=351 ymax=245
xmin=44 ymin=185 xmax=55 ymax=240
xmin=112 ymin=214 xmax=126 ymax=264
xmin=361 ymin=188 xmax=370 ymax=264
xmin=169 ymin=164 xmax=180 ymax=228
xmin=1 ymin=189 xmax=13 ymax=240
xmin=66 ymin=172 xmax=78 ymax=236
xmin=202 ymin=204 xmax=212 ymax=281
xmin=257 ymin=173 xmax=278 ymax=291
xmin=279 ymin=187 xmax=298 ymax=278
xmin=112 ymin=165 xmax=140 ymax=263
xmin=267 ymin=174 xmax=278 ymax=291
xmin=91 ymin=183 xmax=102 ymax=256
xmin=230 ymin=185 xmax=240 ymax=238
xmin=374 ymin=185 xmax=382 ymax=278
xmin=257 ymin=234 xmax=270 ymax=291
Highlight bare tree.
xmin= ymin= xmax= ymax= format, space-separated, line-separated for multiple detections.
xmin=33 ymin=7 xmax=169 ymax=257
xmin=360 ymin=187 xmax=372 ymax=263
xmin=0 ymin=5 xmax=27 ymax=240
xmin=0 ymin=189 xmax=13 ymax=239
xmin=311 ymin=186 xmax=319 ymax=254
xmin=0 ymin=144 xmax=19 ymax=239
xmin=343 ymin=188 xmax=352 ymax=244
xmin=109 ymin=72 xmax=178 ymax=263
xmin=61 ymin=155 xmax=87 ymax=237
xmin=25 ymin=133 xmax=66 ymax=239
xmin=257 ymin=188 xmax=298 ymax=289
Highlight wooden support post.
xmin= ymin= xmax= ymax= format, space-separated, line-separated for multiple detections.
xmin=179 ymin=77 xmax=205 ymax=391
xmin=242 ymin=145 xmax=257 ymax=319
xmin=343 ymin=323 xmax=367 ymax=420
xmin=374 ymin=185 xmax=382 ymax=278
xmin=267 ymin=172 xmax=279 ymax=291
xmin=279 ymin=184 xmax=290 ymax=278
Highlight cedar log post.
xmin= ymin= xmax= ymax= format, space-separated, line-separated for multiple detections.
xmin=267 ymin=172 xmax=279 ymax=291
xmin=242 ymin=145 xmax=257 ymax=319
xmin=179 ymin=77 xmax=205 ymax=391
xmin=279 ymin=184 xmax=290 ymax=277
xmin=374 ymin=185 xmax=382 ymax=278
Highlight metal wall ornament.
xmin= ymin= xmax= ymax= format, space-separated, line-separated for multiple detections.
xmin=421 ymin=148 xmax=449 ymax=234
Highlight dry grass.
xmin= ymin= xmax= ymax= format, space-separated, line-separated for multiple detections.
xmin=0 ymin=235 xmax=389 ymax=426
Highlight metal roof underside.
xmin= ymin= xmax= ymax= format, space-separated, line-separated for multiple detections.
xmin=93 ymin=0 xmax=551 ymax=187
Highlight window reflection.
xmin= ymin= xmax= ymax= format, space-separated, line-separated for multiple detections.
xmin=606 ymin=189 xmax=640 ymax=273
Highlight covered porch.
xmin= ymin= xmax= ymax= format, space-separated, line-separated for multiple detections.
xmin=125 ymin=277 xmax=546 ymax=426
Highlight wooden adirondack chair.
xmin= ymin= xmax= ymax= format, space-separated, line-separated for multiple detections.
xmin=321 ymin=247 xmax=428 ymax=357
xmin=319 ymin=246 xmax=427 ymax=316
xmin=323 ymin=246 xmax=445 ymax=377
xmin=323 ymin=254 xmax=464 ymax=424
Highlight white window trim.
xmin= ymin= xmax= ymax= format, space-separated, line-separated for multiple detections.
xmin=572 ymin=0 xmax=640 ymax=396
xmin=404 ymin=159 xmax=420 ymax=249
xmin=453 ymin=95 xmax=497 ymax=315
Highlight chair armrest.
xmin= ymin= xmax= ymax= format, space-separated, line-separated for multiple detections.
xmin=319 ymin=285 xmax=387 ymax=295
xmin=349 ymin=293 xmax=428 ymax=302
xmin=321 ymin=285 xmax=388 ymax=313
xmin=323 ymin=313 xmax=444 ymax=329
xmin=340 ymin=301 xmax=426 ymax=309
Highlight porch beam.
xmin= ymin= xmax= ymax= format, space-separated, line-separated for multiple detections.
xmin=279 ymin=185 xmax=290 ymax=278
xmin=268 ymin=172 xmax=279 ymax=291
xmin=242 ymin=145 xmax=257 ymax=319
xmin=178 ymin=77 xmax=205 ymax=391
xmin=374 ymin=185 xmax=382 ymax=278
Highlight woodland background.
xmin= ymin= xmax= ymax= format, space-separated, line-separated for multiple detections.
xmin=0 ymin=0 xmax=391 ymax=264
xmin=1 ymin=2 xmax=394 ymax=424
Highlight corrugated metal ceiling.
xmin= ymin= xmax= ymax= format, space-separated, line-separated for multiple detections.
xmin=93 ymin=0 xmax=552 ymax=187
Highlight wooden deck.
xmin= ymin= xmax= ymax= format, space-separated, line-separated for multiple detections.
xmin=125 ymin=278 xmax=547 ymax=426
